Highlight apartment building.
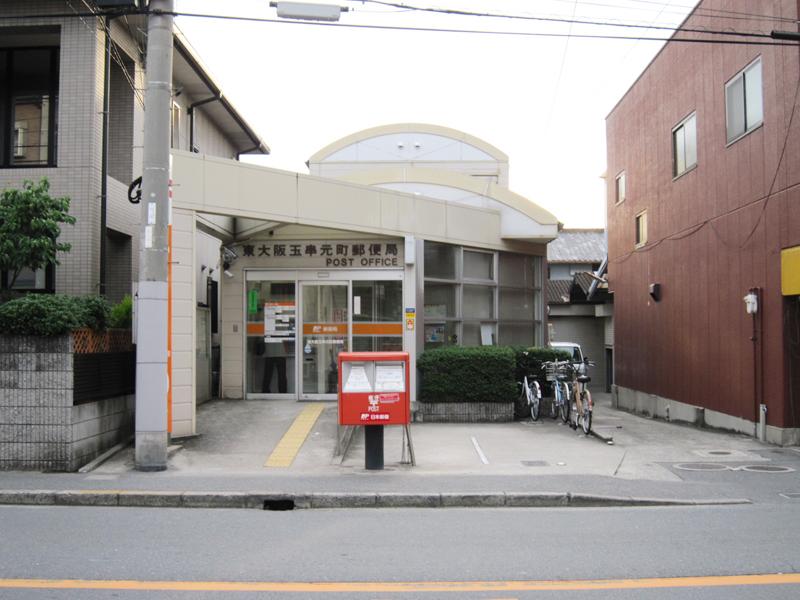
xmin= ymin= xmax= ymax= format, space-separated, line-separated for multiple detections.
xmin=606 ymin=0 xmax=800 ymax=444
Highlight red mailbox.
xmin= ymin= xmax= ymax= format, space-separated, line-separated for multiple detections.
xmin=338 ymin=352 xmax=410 ymax=426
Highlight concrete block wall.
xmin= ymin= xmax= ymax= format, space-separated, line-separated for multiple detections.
xmin=0 ymin=335 xmax=73 ymax=470
xmin=0 ymin=335 xmax=133 ymax=471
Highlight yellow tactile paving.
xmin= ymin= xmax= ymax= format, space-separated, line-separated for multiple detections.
xmin=264 ymin=403 xmax=326 ymax=468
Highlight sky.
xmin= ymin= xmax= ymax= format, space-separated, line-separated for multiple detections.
xmin=173 ymin=0 xmax=698 ymax=228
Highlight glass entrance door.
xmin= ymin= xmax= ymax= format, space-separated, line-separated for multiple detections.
xmin=300 ymin=282 xmax=349 ymax=399
xmin=245 ymin=279 xmax=297 ymax=397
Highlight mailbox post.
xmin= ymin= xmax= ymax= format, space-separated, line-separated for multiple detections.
xmin=338 ymin=352 xmax=410 ymax=470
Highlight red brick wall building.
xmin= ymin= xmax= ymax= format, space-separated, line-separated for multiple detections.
xmin=606 ymin=0 xmax=800 ymax=443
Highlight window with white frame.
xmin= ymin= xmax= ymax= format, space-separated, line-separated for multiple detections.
xmin=635 ymin=211 xmax=647 ymax=248
xmin=615 ymin=171 xmax=626 ymax=204
xmin=423 ymin=242 xmax=543 ymax=348
xmin=673 ymin=112 xmax=697 ymax=177
xmin=726 ymin=57 xmax=763 ymax=143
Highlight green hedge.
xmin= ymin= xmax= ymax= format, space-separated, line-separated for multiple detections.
xmin=417 ymin=346 xmax=517 ymax=403
xmin=0 ymin=294 xmax=112 ymax=336
xmin=511 ymin=346 xmax=572 ymax=385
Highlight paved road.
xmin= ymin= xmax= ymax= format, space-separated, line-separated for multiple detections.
xmin=1 ymin=503 xmax=799 ymax=598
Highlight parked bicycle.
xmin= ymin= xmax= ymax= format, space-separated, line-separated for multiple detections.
xmin=543 ymin=360 xmax=572 ymax=423
xmin=570 ymin=357 xmax=596 ymax=434
xmin=518 ymin=372 xmax=542 ymax=422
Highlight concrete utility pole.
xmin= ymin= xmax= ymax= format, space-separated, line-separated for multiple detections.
xmin=135 ymin=0 xmax=174 ymax=471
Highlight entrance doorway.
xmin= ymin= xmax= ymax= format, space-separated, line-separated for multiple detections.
xmin=300 ymin=282 xmax=349 ymax=398
xmin=245 ymin=270 xmax=403 ymax=400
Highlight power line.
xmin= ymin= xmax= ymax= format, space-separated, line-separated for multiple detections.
xmin=3 ymin=6 xmax=797 ymax=46
xmin=155 ymin=10 xmax=797 ymax=46
xmin=353 ymin=0 xmax=777 ymax=38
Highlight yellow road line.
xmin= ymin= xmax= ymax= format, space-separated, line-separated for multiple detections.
xmin=1 ymin=574 xmax=799 ymax=593
xmin=264 ymin=403 xmax=326 ymax=468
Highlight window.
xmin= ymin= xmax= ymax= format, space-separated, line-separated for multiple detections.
xmin=0 ymin=47 xmax=59 ymax=167
xmin=615 ymin=171 xmax=626 ymax=204
xmin=423 ymin=243 xmax=544 ymax=348
xmin=635 ymin=211 xmax=647 ymax=248
xmin=171 ymin=101 xmax=181 ymax=149
xmin=673 ymin=113 xmax=697 ymax=177
xmin=726 ymin=57 xmax=763 ymax=143
xmin=1 ymin=265 xmax=54 ymax=291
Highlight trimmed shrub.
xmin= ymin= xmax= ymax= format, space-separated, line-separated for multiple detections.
xmin=0 ymin=294 xmax=112 ymax=336
xmin=77 ymin=295 xmax=111 ymax=330
xmin=109 ymin=295 xmax=132 ymax=329
xmin=417 ymin=346 xmax=517 ymax=403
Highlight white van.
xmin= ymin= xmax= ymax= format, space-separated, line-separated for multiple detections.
xmin=549 ymin=341 xmax=585 ymax=373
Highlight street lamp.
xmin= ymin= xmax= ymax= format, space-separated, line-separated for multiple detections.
xmin=269 ymin=1 xmax=348 ymax=22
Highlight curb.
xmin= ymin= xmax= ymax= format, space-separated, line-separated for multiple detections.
xmin=0 ymin=490 xmax=752 ymax=510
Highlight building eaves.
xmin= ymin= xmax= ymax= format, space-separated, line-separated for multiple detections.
xmin=172 ymin=32 xmax=270 ymax=156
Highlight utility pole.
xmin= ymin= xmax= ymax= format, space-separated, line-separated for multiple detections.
xmin=135 ymin=0 xmax=174 ymax=471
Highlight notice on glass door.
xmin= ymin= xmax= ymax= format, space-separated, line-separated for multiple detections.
xmin=264 ymin=301 xmax=296 ymax=342
xmin=374 ymin=364 xmax=405 ymax=392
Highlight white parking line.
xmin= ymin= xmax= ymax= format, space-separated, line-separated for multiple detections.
xmin=471 ymin=436 xmax=489 ymax=464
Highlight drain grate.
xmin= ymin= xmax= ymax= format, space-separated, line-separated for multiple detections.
xmin=673 ymin=462 xmax=730 ymax=472
xmin=521 ymin=460 xmax=549 ymax=467
xmin=263 ymin=499 xmax=295 ymax=511
xmin=741 ymin=465 xmax=795 ymax=473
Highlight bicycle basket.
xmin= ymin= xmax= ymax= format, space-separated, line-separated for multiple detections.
xmin=544 ymin=363 xmax=557 ymax=382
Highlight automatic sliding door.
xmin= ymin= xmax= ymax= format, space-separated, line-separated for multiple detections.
xmin=301 ymin=282 xmax=349 ymax=398
xmin=245 ymin=280 xmax=296 ymax=396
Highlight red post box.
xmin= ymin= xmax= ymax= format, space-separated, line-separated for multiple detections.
xmin=338 ymin=352 xmax=410 ymax=426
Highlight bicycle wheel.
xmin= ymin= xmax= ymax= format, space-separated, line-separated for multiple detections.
xmin=548 ymin=386 xmax=558 ymax=419
xmin=581 ymin=390 xmax=593 ymax=434
xmin=527 ymin=381 xmax=540 ymax=422
xmin=559 ymin=382 xmax=571 ymax=423
xmin=581 ymin=407 xmax=592 ymax=435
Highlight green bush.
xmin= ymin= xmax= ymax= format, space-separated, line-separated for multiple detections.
xmin=109 ymin=294 xmax=132 ymax=329
xmin=0 ymin=294 xmax=112 ymax=336
xmin=417 ymin=346 xmax=517 ymax=403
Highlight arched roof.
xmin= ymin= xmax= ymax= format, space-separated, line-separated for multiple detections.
xmin=338 ymin=167 xmax=559 ymax=227
xmin=308 ymin=123 xmax=509 ymax=164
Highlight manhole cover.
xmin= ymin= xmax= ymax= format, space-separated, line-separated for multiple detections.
xmin=521 ymin=460 xmax=549 ymax=467
xmin=741 ymin=465 xmax=795 ymax=473
xmin=673 ymin=462 xmax=730 ymax=472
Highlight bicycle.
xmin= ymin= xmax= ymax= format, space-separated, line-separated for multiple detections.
xmin=570 ymin=358 xmax=596 ymax=434
xmin=518 ymin=373 xmax=542 ymax=422
xmin=543 ymin=360 xmax=572 ymax=424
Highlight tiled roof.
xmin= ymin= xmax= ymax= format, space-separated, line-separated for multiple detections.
xmin=574 ymin=271 xmax=596 ymax=295
xmin=547 ymin=229 xmax=607 ymax=263
xmin=547 ymin=279 xmax=573 ymax=305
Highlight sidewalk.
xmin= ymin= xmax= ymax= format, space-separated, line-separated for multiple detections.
xmin=0 ymin=394 xmax=796 ymax=509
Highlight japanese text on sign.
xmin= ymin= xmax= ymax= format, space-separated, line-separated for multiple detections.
xmin=237 ymin=241 xmax=404 ymax=268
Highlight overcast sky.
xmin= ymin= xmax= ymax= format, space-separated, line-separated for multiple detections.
xmin=174 ymin=0 xmax=697 ymax=228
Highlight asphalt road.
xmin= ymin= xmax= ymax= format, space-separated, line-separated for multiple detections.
xmin=1 ymin=503 xmax=799 ymax=599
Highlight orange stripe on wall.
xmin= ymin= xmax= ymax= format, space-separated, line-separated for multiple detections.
xmin=353 ymin=323 xmax=403 ymax=336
